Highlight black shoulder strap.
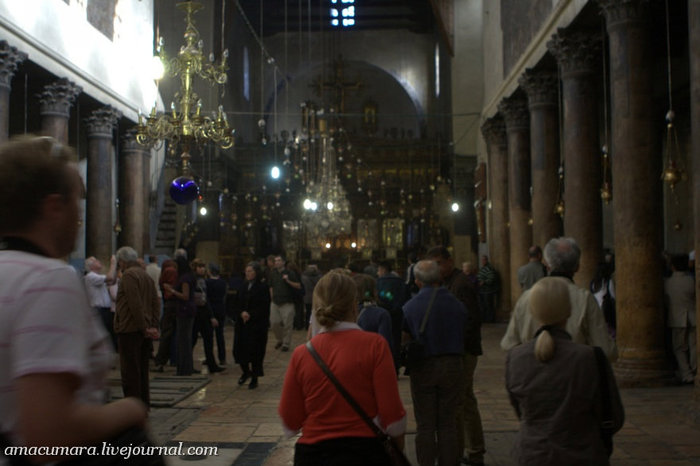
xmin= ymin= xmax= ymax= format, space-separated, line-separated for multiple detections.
xmin=305 ymin=341 xmax=386 ymax=438
xmin=417 ymin=287 xmax=439 ymax=336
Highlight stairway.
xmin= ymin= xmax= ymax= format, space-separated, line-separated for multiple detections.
xmin=153 ymin=197 xmax=177 ymax=255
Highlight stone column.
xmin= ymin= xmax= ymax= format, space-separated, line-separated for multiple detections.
xmin=600 ymin=0 xmax=669 ymax=386
xmin=481 ymin=116 xmax=511 ymax=319
xmin=85 ymin=107 xmax=120 ymax=264
xmin=37 ymin=78 xmax=81 ymax=146
xmin=0 ymin=41 xmax=27 ymax=143
xmin=142 ymin=147 xmax=152 ymax=254
xmin=119 ymin=128 xmax=147 ymax=255
xmin=499 ymin=92 xmax=532 ymax=307
xmin=519 ymin=69 xmax=562 ymax=248
xmin=688 ymin=0 xmax=700 ymax=394
xmin=547 ymin=29 xmax=603 ymax=288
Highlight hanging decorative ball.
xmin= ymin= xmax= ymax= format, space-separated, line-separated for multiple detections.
xmin=207 ymin=180 xmax=213 ymax=187
xmin=169 ymin=176 xmax=200 ymax=205
xmin=258 ymin=119 xmax=266 ymax=128
xmin=527 ymin=217 xmax=533 ymax=226
xmin=662 ymin=161 xmax=682 ymax=191
xmin=554 ymin=200 xmax=565 ymax=218
xmin=600 ymin=182 xmax=612 ymax=204
xmin=673 ymin=220 xmax=683 ymax=231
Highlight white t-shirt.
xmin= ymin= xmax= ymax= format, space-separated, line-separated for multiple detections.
xmin=0 ymin=250 xmax=113 ymax=441
xmin=84 ymin=270 xmax=112 ymax=308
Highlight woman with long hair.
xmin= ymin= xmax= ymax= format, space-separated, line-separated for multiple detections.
xmin=279 ymin=271 xmax=406 ymax=465
xmin=233 ymin=261 xmax=271 ymax=389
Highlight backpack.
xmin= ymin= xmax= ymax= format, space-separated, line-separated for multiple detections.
xmin=601 ymin=281 xmax=616 ymax=329
xmin=377 ymin=275 xmax=408 ymax=312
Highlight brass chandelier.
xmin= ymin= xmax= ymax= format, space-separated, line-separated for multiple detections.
xmin=136 ymin=1 xmax=234 ymax=180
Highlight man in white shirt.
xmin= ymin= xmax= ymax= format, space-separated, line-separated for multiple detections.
xmin=501 ymin=237 xmax=618 ymax=361
xmin=84 ymin=255 xmax=117 ymax=349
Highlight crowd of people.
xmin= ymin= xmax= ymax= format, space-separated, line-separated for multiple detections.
xmin=0 ymin=135 xmax=696 ymax=465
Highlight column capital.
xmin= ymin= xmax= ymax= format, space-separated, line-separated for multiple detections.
xmin=0 ymin=41 xmax=27 ymax=90
xmin=85 ymin=106 xmax=121 ymax=138
xmin=480 ymin=115 xmax=507 ymax=147
xmin=498 ymin=92 xmax=530 ymax=132
xmin=519 ymin=69 xmax=559 ymax=108
xmin=547 ymin=29 xmax=601 ymax=76
xmin=121 ymin=127 xmax=146 ymax=153
xmin=38 ymin=78 xmax=82 ymax=118
xmin=598 ymin=0 xmax=650 ymax=28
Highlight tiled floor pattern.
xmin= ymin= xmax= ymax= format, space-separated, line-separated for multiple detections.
xmin=140 ymin=323 xmax=700 ymax=466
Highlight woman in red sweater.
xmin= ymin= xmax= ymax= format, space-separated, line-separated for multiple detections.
xmin=279 ymin=271 xmax=407 ymax=465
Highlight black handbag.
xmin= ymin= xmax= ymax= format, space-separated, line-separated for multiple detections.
xmin=593 ymin=346 xmax=614 ymax=457
xmin=305 ymin=341 xmax=412 ymax=466
xmin=400 ymin=287 xmax=438 ymax=369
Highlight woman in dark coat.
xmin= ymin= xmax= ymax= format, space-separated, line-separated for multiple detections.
xmin=233 ymin=261 xmax=271 ymax=389
xmin=506 ymin=277 xmax=624 ymax=465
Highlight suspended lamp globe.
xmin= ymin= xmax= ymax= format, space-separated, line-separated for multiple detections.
xmin=271 ymin=166 xmax=281 ymax=179
xmin=170 ymin=176 xmax=199 ymax=205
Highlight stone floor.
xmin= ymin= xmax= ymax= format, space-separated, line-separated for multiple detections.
xmin=141 ymin=323 xmax=700 ymax=466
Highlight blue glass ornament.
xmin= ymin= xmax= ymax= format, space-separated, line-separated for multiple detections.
xmin=169 ymin=176 xmax=199 ymax=204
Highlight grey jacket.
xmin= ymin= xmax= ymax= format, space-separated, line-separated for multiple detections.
xmin=506 ymin=328 xmax=624 ymax=466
